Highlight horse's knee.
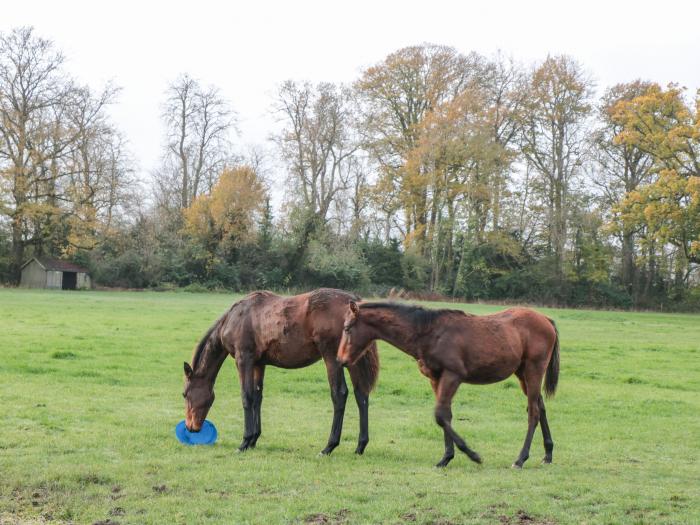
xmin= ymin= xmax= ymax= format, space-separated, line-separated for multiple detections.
xmin=434 ymin=405 xmax=451 ymax=427
xmin=333 ymin=383 xmax=348 ymax=406
xmin=242 ymin=393 xmax=255 ymax=410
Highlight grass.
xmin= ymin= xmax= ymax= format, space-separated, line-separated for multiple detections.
xmin=1 ymin=288 xmax=699 ymax=524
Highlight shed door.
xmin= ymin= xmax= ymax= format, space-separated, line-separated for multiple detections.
xmin=62 ymin=272 xmax=77 ymax=290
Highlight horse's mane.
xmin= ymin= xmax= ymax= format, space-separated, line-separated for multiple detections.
xmin=192 ymin=291 xmax=276 ymax=371
xmin=191 ymin=317 xmax=223 ymax=372
xmin=360 ymin=302 xmax=470 ymax=331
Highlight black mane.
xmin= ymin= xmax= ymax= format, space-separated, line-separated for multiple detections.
xmin=191 ymin=319 xmax=221 ymax=372
xmin=360 ymin=302 xmax=469 ymax=331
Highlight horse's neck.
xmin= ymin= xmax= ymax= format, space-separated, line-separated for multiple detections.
xmin=364 ymin=308 xmax=422 ymax=359
xmin=195 ymin=338 xmax=228 ymax=382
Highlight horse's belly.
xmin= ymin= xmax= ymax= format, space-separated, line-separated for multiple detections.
xmin=260 ymin=341 xmax=321 ymax=369
xmin=463 ymin=354 xmax=521 ymax=384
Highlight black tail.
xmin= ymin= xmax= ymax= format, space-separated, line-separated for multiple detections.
xmin=544 ymin=318 xmax=560 ymax=398
xmin=350 ymin=341 xmax=380 ymax=394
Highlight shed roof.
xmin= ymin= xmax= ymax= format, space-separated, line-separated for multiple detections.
xmin=22 ymin=256 xmax=90 ymax=274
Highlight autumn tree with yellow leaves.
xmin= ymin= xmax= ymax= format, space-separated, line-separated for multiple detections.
xmin=613 ymin=84 xmax=700 ymax=290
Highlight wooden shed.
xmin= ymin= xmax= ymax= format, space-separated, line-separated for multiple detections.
xmin=20 ymin=257 xmax=91 ymax=290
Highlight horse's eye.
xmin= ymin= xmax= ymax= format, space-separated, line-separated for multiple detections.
xmin=343 ymin=326 xmax=350 ymax=333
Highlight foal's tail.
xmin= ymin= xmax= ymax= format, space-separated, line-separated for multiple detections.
xmin=544 ymin=318 xmax=560 ymax=398
xmin=352 ymin=341 xmax=380 ymax=394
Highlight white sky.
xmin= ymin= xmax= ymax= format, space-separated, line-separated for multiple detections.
xmin=4 ymin=0 xmax=700 ymax=188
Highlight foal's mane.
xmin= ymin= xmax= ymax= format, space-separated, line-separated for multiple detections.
xmin=360 ymin=302 xmax=470 ymax=332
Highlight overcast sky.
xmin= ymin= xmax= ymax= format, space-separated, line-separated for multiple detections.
xmin=3 ymin=0 xmax=700 ymax=186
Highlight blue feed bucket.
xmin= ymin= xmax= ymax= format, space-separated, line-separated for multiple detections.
xmin=175 ymin=420 xmax=218 ymax=446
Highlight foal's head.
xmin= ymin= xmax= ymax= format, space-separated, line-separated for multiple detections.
xmin=183 ymin=362 xmax=215 ymax=432
xmin=337 ymin=301 xmax=373 ymax=365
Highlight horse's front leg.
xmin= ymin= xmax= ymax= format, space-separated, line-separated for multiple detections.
xmin=236 ymin=356 xmax=257 ymax=452
xmin=319 ymin=356 xmax=348 ymax=455
xmin=248 ymin=364 xmax=265 ymax=448
xmin=434 ymin=370 xmax=482 ymax=465
xmin=418 ymin=361 xmax=454 ymax=467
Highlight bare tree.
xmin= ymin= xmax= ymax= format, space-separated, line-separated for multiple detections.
xmin=274 ymin=80 xmax=358 ymax=222
xmin=519 ymin=55 xmax=595 ymax=279
xmin=160 ymin=74 xmax=235 ymax=209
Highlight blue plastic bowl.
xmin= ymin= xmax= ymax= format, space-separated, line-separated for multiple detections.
xmin=175 ymin=420 xmax=218 ymax=446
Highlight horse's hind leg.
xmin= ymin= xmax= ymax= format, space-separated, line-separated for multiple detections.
xmin=434 ymin=370 xmax=481 ymax=465
xmin=248 ymin=364 xmax=265 ymax=448
xmin=347 ymin=367 xmax=369 ymax=455
xmin=320 ymin=357 xmax=348 ymax=455
xmin=539 ymin=396 xmax=554 ymax=463
xmin=512 ymin=363 xmax=545 ymax=468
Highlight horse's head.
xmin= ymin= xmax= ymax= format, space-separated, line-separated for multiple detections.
xmin=183 ymin=362 xmax=215 ymax=432
xmin=337 ymin=301 xmax=372 ymax=366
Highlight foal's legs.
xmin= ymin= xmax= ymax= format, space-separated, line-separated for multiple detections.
xmin=512 ymin=363 xmax=546 ymax=468
xmin=248 ymin=364 xmax=265 ymax=448
xmin=538 ymin=396 xmax=554 ymax=463
xmin=347 ymin=367 xmax=370 ymax=455
xmin=319 ymin=356 xmax=349 ymax=455
xmin=434 ymin=370 xmax=481 ymax=465
xmin=426 ymin=372 xmax=454 ymax=467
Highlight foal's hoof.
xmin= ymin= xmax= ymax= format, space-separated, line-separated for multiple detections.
xmin=435 ymin=456 xmax=454 ymax=468
xmin=468 ymin=451 xmax=482 ymax=464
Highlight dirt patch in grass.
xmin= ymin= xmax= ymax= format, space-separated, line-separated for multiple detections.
xmin=76 ymin=473 xmax=111 ymax=486
xmin=303 ymin=509 xmax=349 ymax=524
xmin=497 ymin=509 xmax=557 ymax=525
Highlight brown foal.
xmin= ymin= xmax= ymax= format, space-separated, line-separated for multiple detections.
xmin=337 ymin=301 xmax=559 ymax=468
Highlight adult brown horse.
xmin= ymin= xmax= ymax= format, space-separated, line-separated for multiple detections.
xmin=337 ymin=301 xmax=559 ymax=468
xmin=183 ymin=289 xmax=379 ymax=455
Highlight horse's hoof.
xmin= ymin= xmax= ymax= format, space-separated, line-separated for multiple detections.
xmin=318 ymin=449 xmax=333 ymax=456
xmin=542 ymin=457 xmax=552 ymax=465
xmin=511 ymin=462 xmax=523 ymax=469
xmin=468 ymin=452 xmax=482 ymax=464
xmin=435 ymin=458 xmax=453 ymax=468
xmin=354 ymin=448 xmax=365 ymax=456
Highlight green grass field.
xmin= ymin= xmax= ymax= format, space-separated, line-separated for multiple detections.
xmin=1 ymin=289 xmax=699 ymax=524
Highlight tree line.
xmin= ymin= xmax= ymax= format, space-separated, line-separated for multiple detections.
xmin=1 ymin=27 xmax=698 ymax=310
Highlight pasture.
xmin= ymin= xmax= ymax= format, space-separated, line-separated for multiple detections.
xmin=1 ymin=289 xmax=698 ymax=524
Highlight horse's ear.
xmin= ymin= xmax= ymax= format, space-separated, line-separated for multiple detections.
xmin=184 ymin=362 xmax=193 ymax=378
xmin=349 ymin=301 xmax=359 ymax=317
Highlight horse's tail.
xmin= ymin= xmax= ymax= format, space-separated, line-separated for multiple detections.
xmin=352 ymin=341 xmax=380 ymax=394
xmin=544 ymin=318 xmax=560 ymax=398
